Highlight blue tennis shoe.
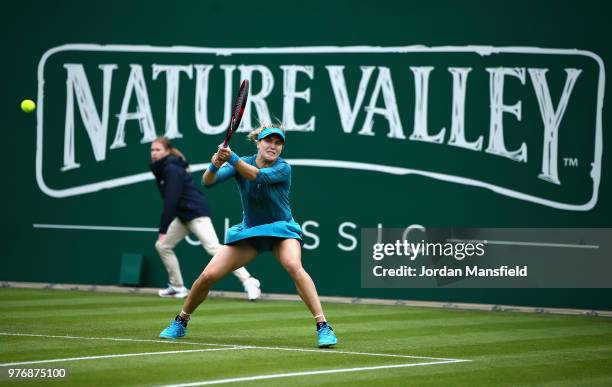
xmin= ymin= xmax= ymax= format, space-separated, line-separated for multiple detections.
xmin=317 ymin=322 xmax=338 ymax=348
xmin=159 ymin=317 xmax=187 ymax=339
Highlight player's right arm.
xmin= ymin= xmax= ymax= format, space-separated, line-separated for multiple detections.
xmin=203 ymin=152 xmax=237 ymax=187
xmin=203 ymin=153 xmax=222 ymax=186
xmin=216 ymin=146 xmax=261 ymax=181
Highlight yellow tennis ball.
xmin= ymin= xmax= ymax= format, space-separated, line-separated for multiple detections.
xmin=21 ymin=99 xmax=36 ymax=113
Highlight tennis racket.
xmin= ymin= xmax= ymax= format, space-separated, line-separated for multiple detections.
xmin=222 ymin=79 xmax=249 ymax=148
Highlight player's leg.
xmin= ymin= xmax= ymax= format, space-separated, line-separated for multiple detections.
xmin=159 ymin=242 xmax=258 ymax=339
xmin=188 ymin=217 xmax=261 ymax=300
xmin=182 ymin=242 xmax=258 ymax=313
xmin=273 ymin=238 xmax=338 ymax=347
xmin=155 ymin=218 xmax=189 ymax=298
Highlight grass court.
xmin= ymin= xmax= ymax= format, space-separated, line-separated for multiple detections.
xmin=1 ymin=288 xmax=611 ymax=386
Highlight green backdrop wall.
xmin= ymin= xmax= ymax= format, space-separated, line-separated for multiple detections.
xmin=1 ymin=0 xmax=610 ymax=309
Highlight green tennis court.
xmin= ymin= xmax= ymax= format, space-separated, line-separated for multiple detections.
xmin=1 ymin=288 xmax=611 ymax=386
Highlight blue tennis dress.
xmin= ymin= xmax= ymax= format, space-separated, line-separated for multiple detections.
xmin=209 ymin=155 xmax=302 ymax=251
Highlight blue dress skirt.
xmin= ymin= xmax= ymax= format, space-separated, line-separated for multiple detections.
xmin=226 ymin=219 xmax=303 ymax=252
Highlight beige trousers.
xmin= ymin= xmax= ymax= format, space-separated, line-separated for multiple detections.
xmin=154 ymin=217 xmax=251 ymax=287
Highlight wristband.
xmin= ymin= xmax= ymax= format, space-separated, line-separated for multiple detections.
xmin=207 ymin=163 xmax=218 ymax=173
xmin=228 ymin=152 xmax=240 ymax=166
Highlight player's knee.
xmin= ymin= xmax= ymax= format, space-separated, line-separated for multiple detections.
xmin=197 ymin=270 xmax=221 ymax=287
xmin=155 ymin=240 xmax=171 ymax=254
xmin=283 ymin=262 xmax=304 ymax=278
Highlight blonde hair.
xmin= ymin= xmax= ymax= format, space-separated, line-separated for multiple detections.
xmin=153 ymin=136 xmax=187 ymax=162
xmin=247 ymin=123 xmax=286 ymax=143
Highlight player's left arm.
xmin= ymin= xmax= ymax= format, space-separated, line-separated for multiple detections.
xmin=217 ymin=147 xmax=260 ymax=181
xmin=218 ymin=148 xmax=290 ymax=184
xmin=254 ymin=161 xmax=290 ymax=184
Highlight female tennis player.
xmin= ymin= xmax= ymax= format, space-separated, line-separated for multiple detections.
xmin=159 ymin=125 xmax=338 ymax=348
xmin=150 ymin=137 xmax=261 ymax=300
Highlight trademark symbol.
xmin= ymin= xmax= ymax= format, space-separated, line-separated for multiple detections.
xmin=563 ymin=157 xmax=579 ymax=167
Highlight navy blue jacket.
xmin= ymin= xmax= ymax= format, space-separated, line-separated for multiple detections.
xmin=150 ymin=155 xmax=210 ymax=233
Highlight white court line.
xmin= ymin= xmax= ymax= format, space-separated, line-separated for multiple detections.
xmin=158 ymin=360 xmax=469 ymax=387
xmin=242 ymin=346 xmax=464 ymax=362
xmin=0 ymin=332 xmax=243 ymax=348
xmin=0 ymin=348 xmax=242 ymax=367
xmin=0 ymin=332 xmax=471 ymax=384
xmin=0 ymin=332 xmax=467 ymax=362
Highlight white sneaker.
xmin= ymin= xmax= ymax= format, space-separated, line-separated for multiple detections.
xmin=243 ymin=277 xmax=261 ymax=301
xmin=158 ymin=284 xmax=189 ymax=298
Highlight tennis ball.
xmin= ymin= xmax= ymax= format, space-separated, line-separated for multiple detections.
xmin=21 ymin=99 xmax=36 ymax=113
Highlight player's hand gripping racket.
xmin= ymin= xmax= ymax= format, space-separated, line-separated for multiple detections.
xmin=222 ymin=79 xmax=249 ymax=148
